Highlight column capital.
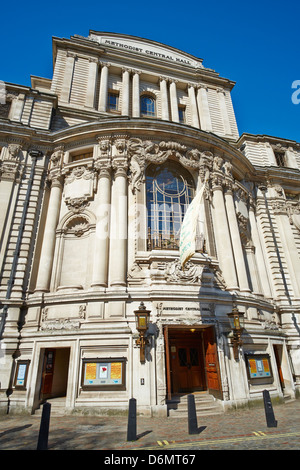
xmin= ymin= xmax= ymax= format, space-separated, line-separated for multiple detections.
xmin=159 ymin=76 xmax=169 ymax=83
xmin=48 ymin=171 xmax=64 ymax=188
xmin=88 ymin=56 xmax=98 ymax=63
xmin=99 ymin=61 xmax=111 ymax=68
xmin=122 ymin=67 xmax=132 ymax=74
xmin=197 ymin=83 xmax=208 ymax=91
xmin=95 ymin=158 xmax=112 ymax=178
xmin=66 ymin=51 xmax=77 ymax=59
xmin=112 ymin=157 xmax=128 ymax=177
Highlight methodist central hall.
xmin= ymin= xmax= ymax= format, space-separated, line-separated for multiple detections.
xmin=0 ymin=31 xmax=299 ymax=417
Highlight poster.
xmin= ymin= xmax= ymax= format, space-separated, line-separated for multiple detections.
xmin=99 ymin=365 xmax=108 ymax=378
xmin=110 ymin=362 xmax=122 ymax=379
xmin=16 ymin=364 xmax=27 ymax=386
xmin=85 ymin=363 xmax=97 ymax=381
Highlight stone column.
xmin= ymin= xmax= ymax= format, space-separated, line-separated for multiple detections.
xmin=169 ymin=79 xmax=179 ymax=123
xmin=121 ymin=68 xmax=131 ymax=116
xmin=109 ymin=151 xmax=128 ymax=287
xmin=159 ymin=77 xmax=169 ymax=120
xmin=98 ymin=62 xmax=110 ymax=112
xmin=187 ymin=84 xmax=200 ymax=128
xmin=224 ymin=185 xmax=250 ymax=292
xmin=61 ymin=52 xmax=76 ymax=103
xmin=248 ymin=200 xmax=272 ymax=297
xmin=216 ymin=88 xmax=231 ymax=135
xmin=35 ymin=174 xmax=63 ymax=293
xmin=92 ymin=160 xmax=111 ymax=288
xmin=85 ymin=57 xmax=98 ymax=108
xmin=274 ymin=203 xmax=300 ymax=297
xmin=210 ymin=161 xmax=238 ymax=290
xmin=196 ymin=84 xmax=212 ymax=131
xmin=132 ymin=70 xmax=141 ymax=118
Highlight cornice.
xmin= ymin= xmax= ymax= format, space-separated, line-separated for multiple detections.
xmin=238 ymin=132 xmax=300 ymax=148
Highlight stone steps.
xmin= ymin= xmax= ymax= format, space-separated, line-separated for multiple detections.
xmin=34 ymin=397 xmax=67 ymax=416
xmin=167 ymin=392 xmax=223 ymax=418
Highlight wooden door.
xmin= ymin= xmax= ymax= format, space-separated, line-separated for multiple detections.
xmin=40 ymin=349 xmax=55 ymax=396
xmin=203 ymin=327 xmax=222 ymax=399
xmin=170 ymin=335 xmax=205 ymax=393
xmin=274 ymin=345 xmax=285 ymax=391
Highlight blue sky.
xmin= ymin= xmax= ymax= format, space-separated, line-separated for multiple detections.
xmin=1 ymin=0 xmax=299 ymax=142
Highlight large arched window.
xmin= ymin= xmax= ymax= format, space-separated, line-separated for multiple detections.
xmin=141 ymin=95 xmax=156 ymax=117
xmin=146 ymin=161 xmax=195 ymax=250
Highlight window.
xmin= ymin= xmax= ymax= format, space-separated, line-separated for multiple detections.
xmin=146 ymin=161 xmax=195 ymax=250
xmin=274 ymin=151 xmax=286 ymax=167
xmin=141 ymin=94 xmax=156 ymax=117
xmin=71 ymin=150 xmax=93 ymax=162
xmin=107 ymin=92 xmax=119 ymax=112
xmin=178 ymin=105 xmax=186 ymax=124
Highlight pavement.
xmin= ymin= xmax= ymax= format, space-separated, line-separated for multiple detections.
xmin=0 ymin=398 xmax=299 ymax=453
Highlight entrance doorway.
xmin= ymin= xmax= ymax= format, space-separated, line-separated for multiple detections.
xmin=273 ymin=345 xmax=285 ymax=391
xmin=165 ymin=326 xmax=222 ymax=399
xmin=40 ymin=348 xmax=70 ymax=400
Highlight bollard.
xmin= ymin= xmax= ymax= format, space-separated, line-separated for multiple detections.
xmin=188 ymin=394 xmax=198 ymax=434
xmin=263 ymin=390 xmax=277 ymax=427
xmin=127 ymin=398 xmax=137 ymax=441
xmin=37 ymin=402 xmax=51 ymax=450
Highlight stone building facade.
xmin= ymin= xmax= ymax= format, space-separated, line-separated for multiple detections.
xmin=0 ymin=31 xmax=299 ymax=416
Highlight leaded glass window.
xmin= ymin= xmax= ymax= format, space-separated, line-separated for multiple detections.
xmin=146 ymin=161 xmax=195 ymax=250
xmin=141 ymin=95 xmax=156 ymax=117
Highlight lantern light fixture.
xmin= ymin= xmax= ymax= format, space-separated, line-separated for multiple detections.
xmin=134 ymin=302 xmax=151 ymax=363
xmin=227 ymin=304 xmax=245 ymax=360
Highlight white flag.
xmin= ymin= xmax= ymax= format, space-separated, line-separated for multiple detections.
xmin=179 ymin=184 xmax=205 ymax=268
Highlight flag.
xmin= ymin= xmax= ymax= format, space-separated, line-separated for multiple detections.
xmin=179 ymin=183 xmax=205 ymax=268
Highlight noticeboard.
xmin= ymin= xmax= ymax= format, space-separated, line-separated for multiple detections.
xmin=14 ymin=360 xmax=30 ymax=389
xmin=81 ymin=358 xmax=126 ymax=390
xmin=245 ymin=354 xmax=273 ymax=380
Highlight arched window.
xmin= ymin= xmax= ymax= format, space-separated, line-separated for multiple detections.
xmin=146 ymin=161 xmax=195 ymax=250
xmin=141 ymin=95 xmax=156 ymax=117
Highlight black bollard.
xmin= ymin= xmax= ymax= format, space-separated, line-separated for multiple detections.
xmin=263 ymin=390 xmax=277 ymax=428
xmin=37 ymin=402 xmax=51 ymax=450
xmin=127 ymin=398 xmax=137 ymax=441
xmin=188 ymin=394 xmax=198 ymax=434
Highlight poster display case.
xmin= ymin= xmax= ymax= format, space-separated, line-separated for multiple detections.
xmin=14 ymin=360 xmax=30 ymax=389
xmin=245 ymin=354 xmax=273 ymax=381
xmin=81 ymin=358 xmax=126 ymax=390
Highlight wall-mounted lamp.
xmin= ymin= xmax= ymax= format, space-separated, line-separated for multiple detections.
xmin=134 ymin=302 xmax=151 ymax=363
xmin=227 ymin=305 xmax=245 ymax=360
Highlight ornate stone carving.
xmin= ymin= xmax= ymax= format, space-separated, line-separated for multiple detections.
xmin=7 ymin=143 xmax=21 ymax=160
xmin=65 ymin=197 xmax=90 ymax=213
xmin=50 ymin=145 xmax=64 ymax=168
xmin=64 ymin=215 xmax=90 ymax=236
xmin=165 ymin=259 xmax=203 ymax=284
xmin=64 ymin=166 xmax=94 ymax=185
xmin=40 ymin=319 xmax=80 ymax=331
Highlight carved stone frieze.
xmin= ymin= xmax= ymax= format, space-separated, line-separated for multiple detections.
xmin=40 ymin=319 xmax=81 ymax=331
xmin=165 ymin=259 xmax=203 ymax=284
